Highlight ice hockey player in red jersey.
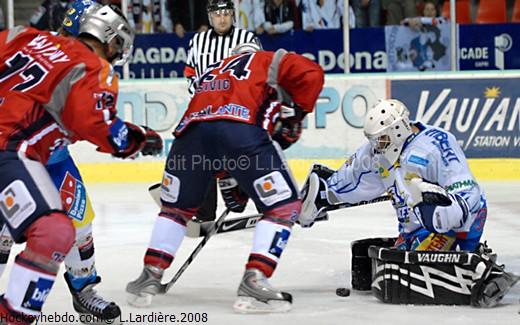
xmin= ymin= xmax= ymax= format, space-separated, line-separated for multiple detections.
xmin=0 ymin=5 xmax=162 ymax=324
xmin=127 ymin=43 xmax=324 ymax=313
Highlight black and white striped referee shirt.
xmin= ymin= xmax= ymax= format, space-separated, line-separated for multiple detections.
xmin=184 ymin=26 xmax=258 ymax=94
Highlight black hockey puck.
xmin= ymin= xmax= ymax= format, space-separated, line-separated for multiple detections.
xmin=336 ymin=287 xmax=351 ymax=297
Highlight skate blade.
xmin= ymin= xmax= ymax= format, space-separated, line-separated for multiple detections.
xmin=127 ymin=292 xmax=153 ymax=308
xmin=233 ymin=296 xmax=291 ymax=313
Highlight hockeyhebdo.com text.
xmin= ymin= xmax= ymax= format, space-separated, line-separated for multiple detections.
xmin=27 ymin=311 xmax=209 ymax=324
xmin=166 ymin=154 xmax=289 ymax=172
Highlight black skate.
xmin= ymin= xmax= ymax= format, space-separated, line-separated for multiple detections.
xmin=64 ymin=273 xmax=121 ymax=324
xmin=233 ymin=268 xmax=292 ymax=313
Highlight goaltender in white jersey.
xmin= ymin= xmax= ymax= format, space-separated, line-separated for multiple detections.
xmin=300 ymin=99 xmax=487 ymax=252
xmin=299 ymin=99 xmax=520 ymax=307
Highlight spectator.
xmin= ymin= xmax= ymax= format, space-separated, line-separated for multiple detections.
xmin=0 ymin=6 xmax=4 ymax=31
xmin=382 ymin=0 xmax=416 ymax=25
xmin=168 ymin=0 xmax=209 ymax=38
xmin=264 ymin=0 xmax=295 ymax=34
xmin=131 ymin=0 xmax=171 ymax=33
xmin=238 ymin=0 xmax=266 ymax=34
xmin=401 ymin=0 xmax=446 ymax=28
xmin=351 ymin=0 xmax=381 ymax=28
xmin=30 ymin=0 xmax=73 ymax=31
xmin=301 ymin=0 xmax=355 ymax=31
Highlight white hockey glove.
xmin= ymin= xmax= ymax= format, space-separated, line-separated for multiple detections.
xmin=298 ymin=164 xmax=336 ymax=228
xmin=408 ymin=178 xmax=470 ymax=234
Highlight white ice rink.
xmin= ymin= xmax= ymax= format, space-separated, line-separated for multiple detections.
xmin=1 ymin=182 xmax=519 ymax=325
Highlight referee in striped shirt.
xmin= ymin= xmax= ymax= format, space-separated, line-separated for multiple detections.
xmin=184 ymin=0 xmax=261 ymax=221
xmin=185 ymin=0 xmax=259 ymax=95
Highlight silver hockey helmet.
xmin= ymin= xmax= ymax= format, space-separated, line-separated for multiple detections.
xmin=231 ymin=40 xmax=263 ymax=55
xmin=78 ymin=4 xmax=134 ymax=66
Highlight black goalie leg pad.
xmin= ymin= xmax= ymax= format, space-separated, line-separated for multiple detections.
xmin=350 ymin=237 xmax=396 ymax=291
xmin=369 ymin=247 xmax=485 ymax=305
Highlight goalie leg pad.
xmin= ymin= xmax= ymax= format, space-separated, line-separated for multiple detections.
xmin=368 ymin=245 xmax=519 ymax=306
xmin=369 ymin=247 xmax=479 ymax=305
xmin=351 ymin=237 xmax=396 ymax=291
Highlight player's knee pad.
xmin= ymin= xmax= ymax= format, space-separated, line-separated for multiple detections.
xmin=262 ymin=200 xmax=301 ymax=227
xmin=351 ymin=237 xmax=396 ymax=291
xmin=23 ymin=212 xmax=75 ymax=274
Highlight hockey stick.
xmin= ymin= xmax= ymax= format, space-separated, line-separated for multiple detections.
xmin=149 ymin=183 xmax=390 ymax=236
xmin=158 ymin=208 xmax=231 ymax=294
xmin=189 ymin=195 xmax=392 ymax=237
xmin=325 ymin=195 xmax=391 ymax=212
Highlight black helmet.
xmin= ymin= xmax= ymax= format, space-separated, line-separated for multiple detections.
xmin=207 ymin=0 xmax=235 ymax=13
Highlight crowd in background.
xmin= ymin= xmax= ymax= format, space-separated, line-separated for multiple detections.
xmin=0 ymin=0 xmax=517 ymax=34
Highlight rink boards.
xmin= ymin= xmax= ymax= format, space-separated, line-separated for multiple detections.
xmin=72 ymin=72 xmax=520 ymax=183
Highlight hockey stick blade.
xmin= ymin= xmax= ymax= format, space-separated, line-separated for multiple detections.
xmin=183 ymin=214 xmax=262 ymax=237
xmin=158 ymin=209 xmax=231 ymax=294
xmin=148 ymin=182 xmax=261 ymax=237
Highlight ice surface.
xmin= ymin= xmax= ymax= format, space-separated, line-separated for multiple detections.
xmin=1 ymin=182 xmax=518 ymax=325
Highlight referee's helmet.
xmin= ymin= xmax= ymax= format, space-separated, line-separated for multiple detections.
xmin=207 ymin=0 xmax=235 ymax=13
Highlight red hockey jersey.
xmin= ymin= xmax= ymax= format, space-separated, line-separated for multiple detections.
xmin=0 ymin=27 xmax=139 ymax=163
xmin=174 ymin=50 xmax=324 ymax=136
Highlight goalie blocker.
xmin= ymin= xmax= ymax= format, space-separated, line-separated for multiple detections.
xmin=351 ymin=238 xmax=519 ymax=307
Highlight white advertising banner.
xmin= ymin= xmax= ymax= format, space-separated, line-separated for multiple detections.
xmin=69 ymin=77 xmax=388 ymax=163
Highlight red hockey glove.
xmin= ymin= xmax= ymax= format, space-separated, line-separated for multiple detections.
xmin=139 ymin=126 xmax=163 ymax=156
xmin=112 ymin=123 xmax=163 ymax=158
xmin=272 ymin=104 xmax=305 ymax=150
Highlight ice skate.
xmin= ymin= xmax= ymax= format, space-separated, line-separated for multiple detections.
xmin=474 ymin=267 xmax=520 ymax=308
xmin=126 ymin=265 xmax=164 ymax=307
xmin=233 ymin=268 xmax=292 ymax=313
xmin=64 ymin=273 xmax=121 ymax=324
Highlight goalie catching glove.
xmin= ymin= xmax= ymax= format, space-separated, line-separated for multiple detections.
xmin=112 ymin=123 xmax=163 ymax=159
xmin=407 ymin=178 xmax=470 ymax=234
xmin=218 ymin=173 xmax=249 ymax=213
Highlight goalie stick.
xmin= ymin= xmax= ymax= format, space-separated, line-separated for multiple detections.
xmin=158 ymin=208 xmax=231 ymax=294
xmin=191 ymin=195 xmax=392 ymax=236
xmin=150 ymin=183 xmax=391 ymax=237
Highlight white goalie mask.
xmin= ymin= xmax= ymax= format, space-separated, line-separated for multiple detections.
xmin=79 ymin=4 xmax=134 ymax=66
xmin=363 ymin=99 xmax=413 ymax=165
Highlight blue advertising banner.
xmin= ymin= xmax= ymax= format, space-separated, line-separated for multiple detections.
xmin=260 ymin=28 xmax=386 ymax=73
xmin=391 ymin=78 xmax=520 ymax=158
xmin=118 ymin=24 xmax=520 ymax=78
xmin=124 ymin=33 xmax=191 ymax=79
xmin=119 ymin=29 xmax=386 ymax=78
xmin=458 ymin=24 xmax=520 ymax=70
